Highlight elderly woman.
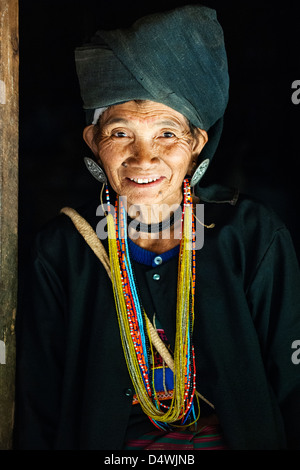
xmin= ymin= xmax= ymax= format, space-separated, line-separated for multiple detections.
xmin=16 ymin=5 xmax=300 ymax=450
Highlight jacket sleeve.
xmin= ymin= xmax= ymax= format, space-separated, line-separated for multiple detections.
xmin=246 ymin=227 xmax=300 ymax=449
xmin=15 ymin=242 xmax=66 ymax=449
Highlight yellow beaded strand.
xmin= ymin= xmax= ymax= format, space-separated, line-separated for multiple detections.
xmin=106 ymin=181 xmax=196 ymax=426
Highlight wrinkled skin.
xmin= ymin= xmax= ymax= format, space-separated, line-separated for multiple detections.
xmin=83 ymin=100 xmax=208 ymax=251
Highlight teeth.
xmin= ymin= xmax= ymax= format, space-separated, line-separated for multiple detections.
xmin=130 ymin=177 xmax=159 ymax=184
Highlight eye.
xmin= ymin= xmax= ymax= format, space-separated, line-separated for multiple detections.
xmin=113 ymin=131 xmax=128 ymax=138
xmin=162 ymin=131 xmax=176 ymax=138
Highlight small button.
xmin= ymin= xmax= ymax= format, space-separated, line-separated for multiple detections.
xmin=124 ymin=388 xmax=133 ymax=397
xmin=154 ymin=256 xmax=163 ymax=265
xmin=153 ymin=274 xmax=160 ymax=281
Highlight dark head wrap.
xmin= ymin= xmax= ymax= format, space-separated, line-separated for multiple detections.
xmin=75 ymin=4 xmax=229 ymax=162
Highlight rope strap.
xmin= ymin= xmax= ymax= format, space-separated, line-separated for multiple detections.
xmin=60 ymin=206 xmax=175 ymax=371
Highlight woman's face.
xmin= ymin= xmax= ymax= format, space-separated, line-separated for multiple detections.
xmin=84 ymin=100 xmax=207 ymax=207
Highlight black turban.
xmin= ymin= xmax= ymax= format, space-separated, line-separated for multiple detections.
xmin=75 ymin=4 xmax=229 ymax=162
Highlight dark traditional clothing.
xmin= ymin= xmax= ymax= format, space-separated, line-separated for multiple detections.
xmin=15 ymin=184 xmax=300 ymax=449
xmin=123 ymin=426 xmax=228 ymax=450
xmin=15 ymin=4 xmax=300 ymax=451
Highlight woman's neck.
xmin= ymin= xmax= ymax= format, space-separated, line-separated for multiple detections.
xmin=129 ymin=231 xmax=181 ymax=254
xmin=127 ymin=199 xmax=182 ymax=223
xmin=126 ymin=199 xmax=182 ymax=253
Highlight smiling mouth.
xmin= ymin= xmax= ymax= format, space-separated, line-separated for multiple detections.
xmin=128 ymin=177 xmax=163 ymax=185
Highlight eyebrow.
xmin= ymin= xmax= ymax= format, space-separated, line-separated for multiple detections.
xmin=103 ymin=117 xmax=182 ymax=128
xmin=103 ymin=117 xmax=130 ymax=126
xmin=155 ymin=120 xmax=182 ymax=129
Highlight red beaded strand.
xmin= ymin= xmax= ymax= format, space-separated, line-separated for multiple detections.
xmin=108 ymin=180 xmax=197 ymax=427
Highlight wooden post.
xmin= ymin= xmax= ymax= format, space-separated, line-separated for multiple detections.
xmin=0 ymin=0 xmax=19 ymax=449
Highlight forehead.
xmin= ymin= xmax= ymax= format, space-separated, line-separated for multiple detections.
xmin=100 ymin=100 xmax=189 ymax=128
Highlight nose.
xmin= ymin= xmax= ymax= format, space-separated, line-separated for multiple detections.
xmin=124 ymin=138 xmax=159 ymax=169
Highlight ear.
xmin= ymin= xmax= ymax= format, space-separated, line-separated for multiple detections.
xmin=192 ymin=128 xmax=208 ymax=156
xmin=83 ymin=125 xmax=100 ymax=159
xmin=188 ymin=128 xmax=208 ymax=174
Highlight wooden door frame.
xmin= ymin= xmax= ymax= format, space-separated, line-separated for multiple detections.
xmin=0 ymin=0 xmax=19 ymax=450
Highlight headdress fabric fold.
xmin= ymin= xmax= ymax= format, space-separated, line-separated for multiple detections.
xmin=75 ymin=4 xmax=229 ymax=162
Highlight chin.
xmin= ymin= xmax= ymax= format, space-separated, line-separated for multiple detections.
xmin=125 ymin=195 xmax=162 ymax=208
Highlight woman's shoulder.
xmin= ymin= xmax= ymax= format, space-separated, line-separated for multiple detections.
xmin=197 ymin=183 xmax=286 ymax=233
xmin=196 ymin=183 xmax=292 ymax=267
xmin=196 ymin=184 xmax=298 ymax=284
xmin=33 ymin=198 xmax=102 ymax=258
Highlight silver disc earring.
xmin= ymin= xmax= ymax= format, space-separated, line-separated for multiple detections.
xmin=84 ymin=157 xmax=107 ymax=184
xmin=190 ymin=158 xmax=210 ymax=187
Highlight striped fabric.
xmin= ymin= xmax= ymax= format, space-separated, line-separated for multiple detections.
xmin=124 ymin=425 xmax=228 ymax=450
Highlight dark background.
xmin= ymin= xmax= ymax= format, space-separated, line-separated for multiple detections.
xmin=19 ymin=0 xmax=300 ymax=266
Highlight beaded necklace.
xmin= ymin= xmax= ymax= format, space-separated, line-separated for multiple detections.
xmin=105 ymin=179 xmax=198 ymax=430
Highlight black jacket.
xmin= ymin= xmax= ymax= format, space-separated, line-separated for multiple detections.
xmin=15 ymin=185 xmax=300 ymax=449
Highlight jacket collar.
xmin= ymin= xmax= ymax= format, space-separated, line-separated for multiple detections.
xmin=196 ymin=184 xmax=239 ymax=205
